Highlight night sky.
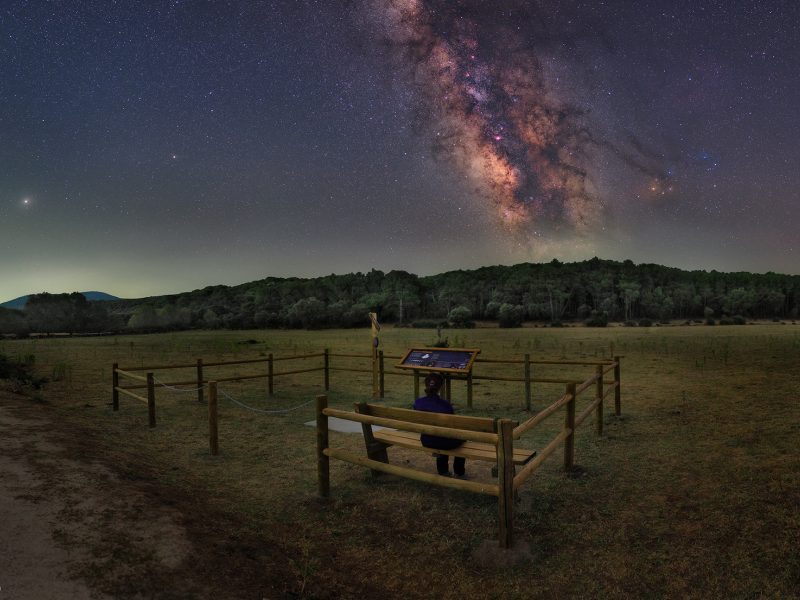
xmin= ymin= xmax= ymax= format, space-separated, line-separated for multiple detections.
xmin=2 ymin=0 xmax=799 ymax=301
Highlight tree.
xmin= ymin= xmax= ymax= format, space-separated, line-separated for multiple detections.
xmin=497 ymin=304 xmax=524 ymax=328
xmin=448 ymin=305 xmax=473 ymax=328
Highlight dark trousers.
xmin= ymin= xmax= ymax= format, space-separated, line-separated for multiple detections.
xmin=436 ymin=454 xmax=466 ymax=476
xmin=423 ymin=436 xmax=466 ymax=476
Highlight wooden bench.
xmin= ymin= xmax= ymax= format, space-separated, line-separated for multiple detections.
xmin=358 ymin=404 xmax=537 ymax=467
xmin=316 ymin=396 xmax=538 ymax=548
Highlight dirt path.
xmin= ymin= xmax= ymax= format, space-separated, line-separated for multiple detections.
xmin=0 ymin=390 xmax=294 ymax=600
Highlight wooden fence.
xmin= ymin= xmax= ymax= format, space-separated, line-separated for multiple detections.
xmin=317 ymin=356 xmax=622 ymax=548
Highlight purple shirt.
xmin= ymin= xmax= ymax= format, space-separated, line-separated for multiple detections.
xmin=413 ymin=393 xmax=459 ymax=449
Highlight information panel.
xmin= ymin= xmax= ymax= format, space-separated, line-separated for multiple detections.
xmin=396 ymin=347 xmax=480 ymax=375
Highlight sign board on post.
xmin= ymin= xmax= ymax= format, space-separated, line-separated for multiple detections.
xmin=396 ymin=347 xmax=480 ymax=375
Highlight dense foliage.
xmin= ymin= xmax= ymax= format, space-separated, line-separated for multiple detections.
xmin=2 ymin=259 xmax=799 ymax=334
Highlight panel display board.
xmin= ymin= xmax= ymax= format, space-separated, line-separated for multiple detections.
xmin=396 ymin=347 xmax=480 ymax=375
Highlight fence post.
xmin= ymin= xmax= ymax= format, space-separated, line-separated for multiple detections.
xmin=112 ymin=362 xmax=119 ymax=411
xmin=564 ymin=382 xmax=576 ymax=471
xmin=497 ymin=419 xmax=515 ymax=549
xmin=379 ymin=350 xmax=385 ymax=399
xmin=595 ymin=365 xmax=604 ymax=436
xmin=147 ymin=372 xmax=156 ymax=428
xmin=524 ymin=353 xmax=531 ymax=411
xmin=268 ymin=353 xmax=274 ymax=396
xmin=467 ymin=372 xmax=473 ymax=408
xmin=196 ymin=358 xmax=204 ymax=403
xmin=324 ymin=348 xmax=330 ymax=392
xmin=614 ymin=356 xmax=621 ymax=416
xmin=445 ymin=376 xmax=452 ymax=401
xmin=208 ymin=381 xmax=219 ymax=456
xmin=414 ymin=370 xmax=420 ymax=398
xmin=316 ymin=394 xmax=330 ymax=497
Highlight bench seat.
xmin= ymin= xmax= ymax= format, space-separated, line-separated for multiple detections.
xmin=373 ymin=429 xmax=536 ymax=465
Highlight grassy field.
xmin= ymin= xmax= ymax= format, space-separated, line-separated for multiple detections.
xmin=2 ymin=324 xmax=799 ymax=599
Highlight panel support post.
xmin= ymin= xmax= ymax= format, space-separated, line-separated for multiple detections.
xmin=466 ymin=372 xmax=473 ymax=408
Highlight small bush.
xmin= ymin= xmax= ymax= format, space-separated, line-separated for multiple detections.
xmin=585 ymin=311 xmax=608 ymax=327
xmin=639 ymin=318 xmax=653 ymax=327
xmin=624 ymin=320 xmax=637 ymax=327
xmin=732 ymin=315 xmax=747 ymax=325
xmin=705 ymin=318 xmax=716 ymax=325
xmin=549 ymin=321 xmax=564 ymax=328
xmin=719 ymin=317 xmax=734 ymax=325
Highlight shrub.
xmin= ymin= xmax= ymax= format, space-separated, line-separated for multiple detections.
xmin=497 ymin=304 xmax=524 ymax=328
xmin=639 ymin=318 xmax=653 ymax=327
xmin=549 ymin=321 xmax=564 ymax=328
xmin=585 ymin=311 xmax=608 ymax=327
xmin=624 ymin=320 xmax=637 ymax=327
xmin=411 ymin=320 xmax=439 ymax=329
xmin=448 ymin=306 xmax=474 ymax=328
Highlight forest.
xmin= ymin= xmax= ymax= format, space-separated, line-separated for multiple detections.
xmin=2 ymin=258 xmax=798 ymax=335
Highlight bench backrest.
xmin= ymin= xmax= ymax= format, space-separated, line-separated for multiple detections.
xmin=358 ymin=403 xmax=498 ymax=433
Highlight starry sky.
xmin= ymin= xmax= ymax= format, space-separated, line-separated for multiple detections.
xmin=2 ymin=0 xmax=799 ymax=301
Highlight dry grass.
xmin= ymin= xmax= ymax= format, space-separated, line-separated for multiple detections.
xmin=2 ymin=324 xmax=799 ymax=598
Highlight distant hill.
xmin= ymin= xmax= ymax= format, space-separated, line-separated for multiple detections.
xmin=0 ymin=291 xmax=120 ymax=310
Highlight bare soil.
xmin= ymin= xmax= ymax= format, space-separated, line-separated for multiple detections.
xmin=0 ymin=387 xmax=297 ymax=600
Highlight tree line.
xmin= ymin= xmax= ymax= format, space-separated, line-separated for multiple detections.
xmin=2 ymin=258 xmax=799 ymax=335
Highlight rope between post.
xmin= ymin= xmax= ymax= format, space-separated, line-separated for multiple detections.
xmin=152 ymin=377 xmax=207 ymax=392
xmin=217 ymin=388 xmax=313 ymax=414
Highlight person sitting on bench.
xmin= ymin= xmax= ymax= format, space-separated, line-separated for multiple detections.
xmin=413 ymin=372 xmax=466 ymax=477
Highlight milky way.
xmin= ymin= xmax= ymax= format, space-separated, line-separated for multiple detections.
xmin=367 ymin=0 xmax=605 ymax=233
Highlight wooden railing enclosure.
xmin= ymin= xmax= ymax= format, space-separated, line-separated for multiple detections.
xmin=317 ymin=356 xmax=622 ymax=549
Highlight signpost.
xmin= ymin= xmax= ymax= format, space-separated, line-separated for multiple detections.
xmin=369 ymin=312 xmax=381 ymax=399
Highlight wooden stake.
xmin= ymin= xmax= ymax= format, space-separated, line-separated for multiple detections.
xmin=208 ymin=381 xmax=218 ymax=456
xmin=316 ymin=395 xmax=330 ymax=497
xmin=112 ymin=362 xmax=119 ymax=411
xmin=146 ymin=372 xmax=156 ymax=428
xmin=370 ymin=312 xmax=380 ymax=400
xmin=268 ymin=353 xmax=274 ymax=396
xmin=524 ymin=353 xmax=531 ymax=411
xmin=614 ymin=356 xmax=621 ymax=416
xmin=564 ymin=382 xmax=576 ymax=470
xmin=379 ymin=350 xmax=385 ymax=399
xmin=467 ymin=372 xmax=473 ymax=408
xmin=324 ymin=348 xmax=330 ymax=391
xmin=196 ymin=358 xmax=204 ymax=403
xmin=595 ymin=365 xmax=603 ymax=436
xmin=497 ymin=419 xmax=515 ymax=548
xmin=414 ymin=370 xmax=420 ymax=399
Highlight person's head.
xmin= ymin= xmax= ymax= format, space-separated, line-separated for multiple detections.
xmin=424 ymin=372 xmax=444 ymax=395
